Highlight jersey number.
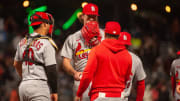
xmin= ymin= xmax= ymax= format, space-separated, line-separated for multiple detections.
xmin=22 ymin=48 xmax=34 ymax=66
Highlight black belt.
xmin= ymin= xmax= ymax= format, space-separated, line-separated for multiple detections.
xmin=22 ymin=79 xmax=47 ymax=81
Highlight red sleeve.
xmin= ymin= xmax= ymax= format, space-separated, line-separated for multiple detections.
xmin=171 ymin=76 xmax=176 ymax=96
xmin=136 ymin=80 xmax=145 ymax=101
xmin=76 ymin=48 xmax=98 ymax=97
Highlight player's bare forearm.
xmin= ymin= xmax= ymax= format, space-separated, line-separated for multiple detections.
xmin=62 ymin=57 xmax=77 ymax=76
xmin=63 ymin=57 xmax=82 ymax=80
xmin=13 ymin=61 xmax=22 ymax=78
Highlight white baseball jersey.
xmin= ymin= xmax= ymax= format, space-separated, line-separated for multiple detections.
xmin=14 ymin=32 xmax=57 ymax=81
xmin=121 ymin=51 xmax=146 ymax=99
xmin=61 ymin=29 xmax=104 ymax=72
xmin=170 ymin=58 xmax=180 ymax=100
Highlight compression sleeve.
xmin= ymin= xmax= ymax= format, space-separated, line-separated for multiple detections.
xmin=45 ymin=64 xmax=57 ymax=93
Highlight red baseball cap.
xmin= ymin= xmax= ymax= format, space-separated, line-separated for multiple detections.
xmin=119 ymin=32 xmax=132 ymax=45
xmin=83 ymin=3 xmax=99 ymax=16
xmin=105 ymin=21 xmax=121 ymax=35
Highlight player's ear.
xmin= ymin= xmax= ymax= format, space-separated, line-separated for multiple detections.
xmin=40 ymin=23 xmax=45 ymax=28
xmin=41 ymin=23 xmax=50 ymax=29
xmin=81 ymin=14 xmax=85 ymax=20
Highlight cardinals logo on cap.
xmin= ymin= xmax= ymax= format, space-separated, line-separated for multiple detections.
xmin=105 ymin=21 xmax=121 ymax=35
xmin=91 ymin=6 xmax=95 ymax=11
xmin=83 ymin=3 xmax=99 ymax=16
xmin=123 ymin=35 xmax=127 ymax=40
xmin=118 ymin=32 xmax=132 ymax=45
xmin=113 ymin=31 xmax=117 ymax=34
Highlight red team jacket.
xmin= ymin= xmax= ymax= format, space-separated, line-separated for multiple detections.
xmin=77 ymin=39 xmax=132 ymax=100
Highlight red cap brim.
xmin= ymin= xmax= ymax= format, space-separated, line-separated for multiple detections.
xmin=30 ymin=22 xmax=42 ymax=26
xmin=83 ymin=12 xmax=100 ymax=16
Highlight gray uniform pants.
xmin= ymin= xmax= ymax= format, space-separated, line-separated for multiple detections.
xmin=19 ymin=80 xmax=51 ymax=101
xmin=92 ymin=92 xmax=128 ymax=101
xmin=73 ymin=80 xmax=91 ymax=101
xmin=94 ymin=97 xmax=126 ymax=101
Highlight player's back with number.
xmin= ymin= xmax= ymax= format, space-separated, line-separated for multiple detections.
xmin=15 ymin=33 xmax=56 ymax=81
xmin=14 ymin=12 xmax=58 ymax=101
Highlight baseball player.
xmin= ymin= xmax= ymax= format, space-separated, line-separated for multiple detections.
xmin=61 ymin=3 xmax=104 ymax=101
xmin=118 ymin=32 xmax=146 ymax=101
xmin=13 ymin=12 xmax=58 ymax=101
xmin=75 ymin=21 xmax=132 ymax=101
xmin=170 ymin=51 xmax=180 ymax=101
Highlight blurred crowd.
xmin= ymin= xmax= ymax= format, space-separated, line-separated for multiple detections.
xmin=0 ymin=12 xmax=180 ymax=101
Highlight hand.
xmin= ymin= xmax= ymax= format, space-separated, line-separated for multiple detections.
xmin=177 ymin=85 xmax=180 ymax=95
xmin=51 ymin=93 xmax=58 ymax=101
xmin=74 ymin=96 xmax=81 ymax=101
xmin=177 ymin=84 xmax=180 ymax=95
xmin=73 ymin=71 xmax=82 ymax=81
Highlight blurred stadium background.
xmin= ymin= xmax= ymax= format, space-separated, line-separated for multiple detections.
xmin=0 ymin=0 xmax=180 ymax=101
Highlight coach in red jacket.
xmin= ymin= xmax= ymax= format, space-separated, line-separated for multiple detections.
xmin=75 ymin=21 xmax=133 ymax=101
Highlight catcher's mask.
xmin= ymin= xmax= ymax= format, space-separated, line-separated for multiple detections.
xmin=30 ymin=12 xmax=54 ymax=35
